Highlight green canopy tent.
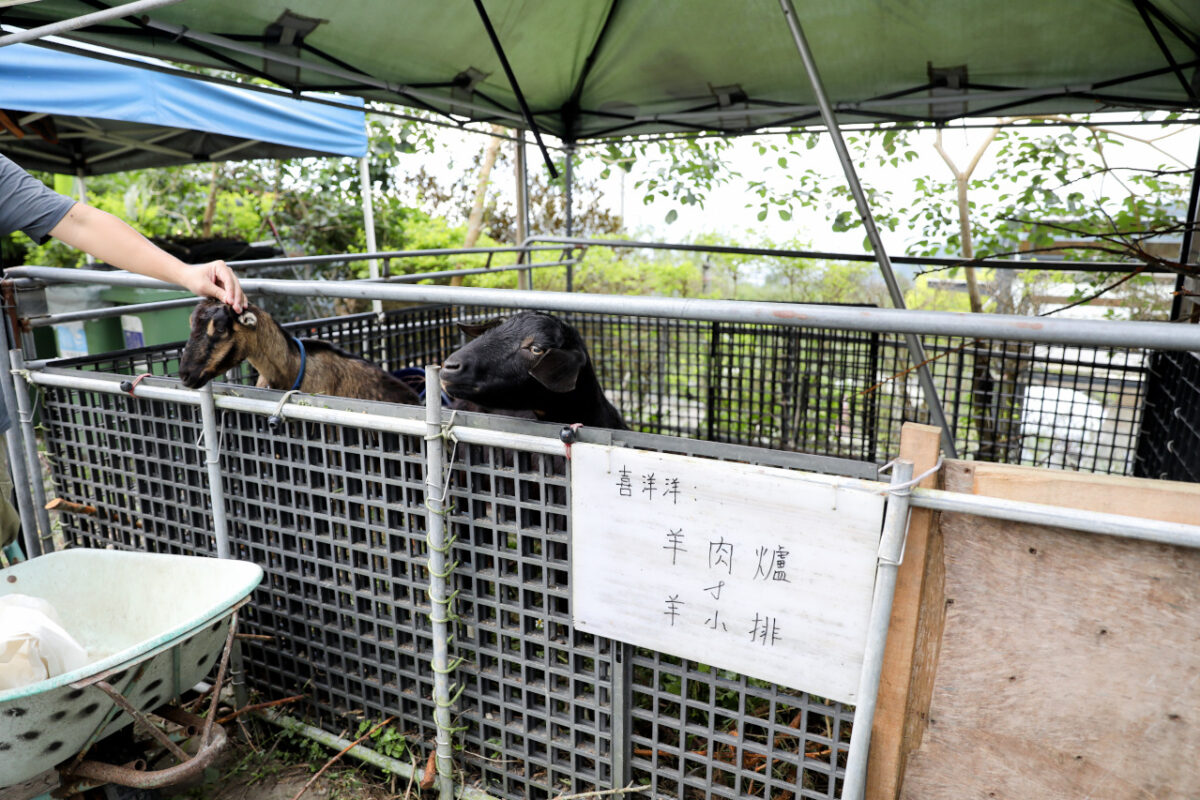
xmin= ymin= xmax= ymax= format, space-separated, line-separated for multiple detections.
xmin=2 ymin=0 xmax=1197 ymax=141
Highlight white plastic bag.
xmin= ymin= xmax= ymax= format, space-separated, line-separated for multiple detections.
xmin=0 ymin=594 xmax=90 ymax=691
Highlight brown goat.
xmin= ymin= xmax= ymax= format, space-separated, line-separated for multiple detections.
xmin=178 ymin=299 xmax=420 ymax=405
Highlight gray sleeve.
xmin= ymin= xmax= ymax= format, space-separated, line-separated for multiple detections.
xmin=0 ymin=154 xmax=76 ymax=243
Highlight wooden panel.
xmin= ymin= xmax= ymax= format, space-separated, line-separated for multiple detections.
xmin=866 ymin=422 xmax=943 ymax=800
xmin=899 ymin=462 xmax=1200 ymax=800
xmin=971 ymin=462 xmax=1200 ymax=525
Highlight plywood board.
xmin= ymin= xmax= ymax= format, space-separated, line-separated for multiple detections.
xmin=866 ymin=422 xmax=943 ymax=800
xmin=899 ymin=462 xmax=1200 ymax=800
xmin=570 ymin=443 xmax=887 ymax=703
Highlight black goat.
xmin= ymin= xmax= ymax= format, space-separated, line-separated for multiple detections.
xmin=178 ymin=299 xmax=420 ymax=405
xmin=440 ymin=312 xmax=627 ymax=429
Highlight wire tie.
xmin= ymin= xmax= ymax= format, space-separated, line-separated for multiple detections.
xmin=428 ymin=559 xmax=460 ymax=580
xmin=431 ymin=656 xmax=467 ymax=677
xmin=436 ymin=682 xmax=467 ymax=708
xmin=880 ymin=457 xmax=944 ymax=496
xmin=879 ymin=508 xmax=913 ymax=568
xmin=427 ymin=587 xmax=462 ymax=608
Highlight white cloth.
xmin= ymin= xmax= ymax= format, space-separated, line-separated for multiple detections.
xmin=0 ymin=594 xmax=89 ymax=691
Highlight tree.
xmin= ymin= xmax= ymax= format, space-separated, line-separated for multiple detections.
xmin=601 ymin=117 xmax=1197 ymax=320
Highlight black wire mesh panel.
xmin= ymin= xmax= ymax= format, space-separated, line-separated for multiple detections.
xmin=1134 ymin=350 xmax=1200 ymax=482
xmin=630 ymin=650 xmax=853 ymax=799
xmin=47 ymin=302 xmax=1161 ymax=478
xmin=869 ymin=337 xmax=1149 ymax=474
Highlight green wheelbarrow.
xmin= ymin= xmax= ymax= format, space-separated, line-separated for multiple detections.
xmin=0 ymin=549 xmax=263 ymax=799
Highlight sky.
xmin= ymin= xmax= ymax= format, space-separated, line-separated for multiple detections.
xmin=392 ymin=115 xmax=1200 ymax=262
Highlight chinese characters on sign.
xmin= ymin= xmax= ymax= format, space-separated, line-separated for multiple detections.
xmin=571 ymin=444 xmax=887 ymax=704
xmin=656 ymin=526 xmax=792 ymax=646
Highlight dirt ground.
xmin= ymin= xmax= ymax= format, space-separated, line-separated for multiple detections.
xmin=161 ymin=727 xmax=406 ymax=800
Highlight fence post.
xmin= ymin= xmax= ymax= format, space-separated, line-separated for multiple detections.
xmin=8 ymin=350 xmax=52 ymax=553
xmin=842 ymin=458 xmax=914 ymax=799
xmin=424 ymin=365 xmax=457 ymax=800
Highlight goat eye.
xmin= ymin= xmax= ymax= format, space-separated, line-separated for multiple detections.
xmin=529 ymin=344 xmax=546 ymax=356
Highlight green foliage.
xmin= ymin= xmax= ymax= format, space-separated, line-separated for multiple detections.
xmin=354 ymin=719 xmax=408 ymax=760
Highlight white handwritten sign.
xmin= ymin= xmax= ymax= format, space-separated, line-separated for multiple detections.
xmin=570 ymin=444 xmax=887 ymax=703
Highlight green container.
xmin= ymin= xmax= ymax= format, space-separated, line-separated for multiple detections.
xmin=44 ymin=285 xmax=125 ymax=359
xmin=99 ymin=286 xmax=195 ymax=348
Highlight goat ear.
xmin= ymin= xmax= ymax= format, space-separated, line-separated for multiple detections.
xmin=237 ymin=311 xmax=258 ymax=328
xmin=458 ymin=317 xmax=504 ymax=339
xmin=528 ymin=347 xmax=587 ymax=393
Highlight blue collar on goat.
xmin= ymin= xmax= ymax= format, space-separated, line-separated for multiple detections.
xmin=289 ymin=336 xmax=307 ymax=391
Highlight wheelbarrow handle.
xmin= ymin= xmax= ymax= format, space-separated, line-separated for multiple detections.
xmin=62 ymin=713 xmax=227 ymax=790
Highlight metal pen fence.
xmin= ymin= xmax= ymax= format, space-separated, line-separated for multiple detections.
xmin=39 ymin=374 xmax=872 ymax=800
xmin=20 ymin=286 xmax=1200 ymax=800
xmin=58 ymin=303 xmax=1156 ymax=478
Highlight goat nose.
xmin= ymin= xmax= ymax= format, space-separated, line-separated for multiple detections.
xmin=441 ymin=358 xmax=461 ymax=374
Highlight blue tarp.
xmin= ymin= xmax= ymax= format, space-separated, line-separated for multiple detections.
xmin=0 ymin=43 xmax=367 ymax=174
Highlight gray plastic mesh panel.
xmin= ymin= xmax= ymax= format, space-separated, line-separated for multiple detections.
xmin=42 ymin=387 xmax=214 ymax=555
xmin=445 ymin=443 xmax=613 ymax=798
xmin=220 ymin=414 xmax=437 ymax=742
xmin=630 ymin=650 xmax=853 ymax=799
xmin=40 ymin=376 xmax=866 ymax=799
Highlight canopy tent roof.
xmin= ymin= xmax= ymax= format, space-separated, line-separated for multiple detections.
xmin=2 ymin=0 xmax=1198 ymax=144
xmin=0 ymin=40 xmax=368 ymax=174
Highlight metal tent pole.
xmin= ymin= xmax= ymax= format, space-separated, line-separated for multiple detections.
xmin=359 ymin=155 xmax=383 ymax=317
xmin=0 ymin=0 xmax=184 ymax=47
xmin=515 ymin=132 xmax=531 ymax=290
xmin=777 ymin=0 xmax=958 ymax=458
xmin=1170 ymin=134 xmax=1200 ymax=323
xmin=565 ymin=144 xmax=576 ymax=292
xmin=197 ymin=383 xmax=231 ymax=559
xmin=9 ymin=351 xmax=52 ymax=552
xmin=0 ymin=349 xmax=41 ymax=557
xmin=13 ymin=267 xmax=1200 ymax=352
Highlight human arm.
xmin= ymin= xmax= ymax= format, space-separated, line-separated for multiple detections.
xmin=47 ymin=202 xmax=246 ymax=313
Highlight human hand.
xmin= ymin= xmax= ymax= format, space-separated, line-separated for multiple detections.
xmin=182 ymin=260 xmax=246 ymax=313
